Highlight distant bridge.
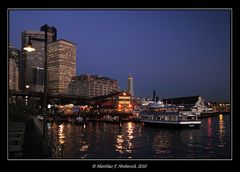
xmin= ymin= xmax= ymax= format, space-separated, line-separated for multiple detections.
xmin=8 ymin=90 xmax=88 ymax=105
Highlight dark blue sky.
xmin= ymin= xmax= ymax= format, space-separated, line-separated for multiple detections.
xmin=9 ymin=10 xmax=231 ymax=102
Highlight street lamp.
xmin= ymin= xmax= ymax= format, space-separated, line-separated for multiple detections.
xmin=23 ymin=39 xmax=35 ymax=52
xmin=23 ymin=24 xmax=49 ymax=138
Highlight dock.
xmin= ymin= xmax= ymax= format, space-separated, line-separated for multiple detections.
xmin=8 ymin=122 xmax=25 ymax=158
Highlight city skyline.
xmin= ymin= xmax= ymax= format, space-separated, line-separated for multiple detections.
xmin=9 ymin=9 xmax=231 ymax=102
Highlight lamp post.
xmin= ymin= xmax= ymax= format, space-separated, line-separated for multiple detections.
xmin=42 ymin=24 xmax=48 ymax=139
xmin=23 ymin=24 xmax=49 ymax=138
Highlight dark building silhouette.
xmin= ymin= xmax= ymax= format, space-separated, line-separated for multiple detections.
xmin=152 ymin=90 xmax=156 ymax=101
xmin=20 ymin=25 xmax=57 ymax=92
xmin=9 ymin=44 xmax=20 ymax=91
xmin=162 ymin=96 xmax=199 ymax=105
xmin=162 ymin=96 xmax=200 ymax=110
xmin=41 ymin=25 xmax=57 ymax=42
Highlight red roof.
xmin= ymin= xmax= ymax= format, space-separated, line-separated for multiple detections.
xmin=101 ymin=99 xmax=116 ymax=107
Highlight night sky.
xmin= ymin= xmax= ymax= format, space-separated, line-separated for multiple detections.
xmin=9 ymin=10 xmax=230 ymax=102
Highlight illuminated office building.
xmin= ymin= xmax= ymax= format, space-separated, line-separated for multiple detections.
xmin=68 ymin=74 xmax=120 ymax=98
xmin=48 ymin=39 xmax=76 ymax=94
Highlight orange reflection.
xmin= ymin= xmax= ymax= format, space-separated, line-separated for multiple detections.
xmin=79 ymin=140 xmax=89 ymax=151
xmin=115 ymin=122 xmax=135 ymax=156
xmin=115 ymin=134 xmax=124 ymax=154
xmin=218 ymin=114 xmax=225 ymax=147
xmin=126 ymin=122 xmax=134 ymax=153
xmin=79 ymin=144 xmax=89 ymax=152
xmin=58 ymin=124 xmax=65 ymax=144
xmin=206 ymin=117 xmax=213 ymax=150
xmin=219 ymin=114 xmax=224 ymax=134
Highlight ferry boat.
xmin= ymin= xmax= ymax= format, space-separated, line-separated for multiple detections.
xmin=140 ymin=101 xmax=201 ymax=128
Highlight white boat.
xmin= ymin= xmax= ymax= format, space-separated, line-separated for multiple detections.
xmin=191 ymin=96 xmax=215 ymax=118
xmin=140 ymin=102 xmax=201 ymax=128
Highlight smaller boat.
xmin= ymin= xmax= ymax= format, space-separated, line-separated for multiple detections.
xmin=97 ymin=115 xmax=120 ymax=124
xmin=73 ymin=116 xmax=84 ymax=125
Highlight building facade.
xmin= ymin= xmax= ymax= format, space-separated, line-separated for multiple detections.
xmin=48 ymin=39 xmax=76 ymax=94
xmin=89 ymin=91 xmax=138 ymax=112
xmin=68 ymin=74 xmax=120 ymax=98
xmin=8 ymin=44 xmax=20 ymax=91
xmin=127 ymin=74 xmax=134 ymax=97
xmin=20 ymin=25 xmax=57 ymax=92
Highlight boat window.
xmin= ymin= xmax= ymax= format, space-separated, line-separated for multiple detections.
xmin=187 ymin=116 xmax=195 ymax=120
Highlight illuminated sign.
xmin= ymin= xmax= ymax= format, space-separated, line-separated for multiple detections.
xmin=119 ymin=96 xmax=131 ymax=99
xmin=119 ymin=101 xmax=130 ymax=104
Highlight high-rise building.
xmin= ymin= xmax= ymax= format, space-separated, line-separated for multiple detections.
xmin=8 ymin=44 xmax=20 ymax=91
xmin=20 ymin=25 xmax=57 ymax=92
xmin=127 ymin=74 xmax=134 ymax=97
xmin=68 ymin=74 xmax=120 ymax=98
xmin=48 ymin=39 xmax=76 ymax=94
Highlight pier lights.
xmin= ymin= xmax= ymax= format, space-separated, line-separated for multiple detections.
xmin=128 ymin=104 xmax=133 ymax=111
xmin=118 ymin=104 xmax=122 ymax=112
xmin=25 ymin=85 xmax=30 ymax=106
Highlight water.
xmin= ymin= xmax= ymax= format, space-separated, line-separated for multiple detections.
xmin=48 ymin=114 xmax=231 ymax=159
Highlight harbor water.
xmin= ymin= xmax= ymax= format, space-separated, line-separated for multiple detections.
xmin=48 ymin=114 xmax=231 ymax=159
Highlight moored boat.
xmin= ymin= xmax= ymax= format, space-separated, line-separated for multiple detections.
xmin=140 ymin=102 xmax=201 ymax=128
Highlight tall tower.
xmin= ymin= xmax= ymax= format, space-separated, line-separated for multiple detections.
xmin=127 ymin=74 xmax=134 ymax=97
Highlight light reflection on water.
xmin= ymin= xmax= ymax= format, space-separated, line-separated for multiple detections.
xmin=152 ymin=132 xmax=171 ymax=155
xmin=58 ymin=124 xmax=65 ymax=144
xmin=48 ymin=114 xmax=230 ymax=159
xmin=126 ymin=122 xmax=134 ymax=154
xmin=115 ymin=134 xmax=124 ymax=154
xmin=115 ymin=122 xmax=134 ymax=157
xmin=206 ymin=118 xmax=213 ymax=151
xmin=218 ymin=114 xmax=226 ymax=148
